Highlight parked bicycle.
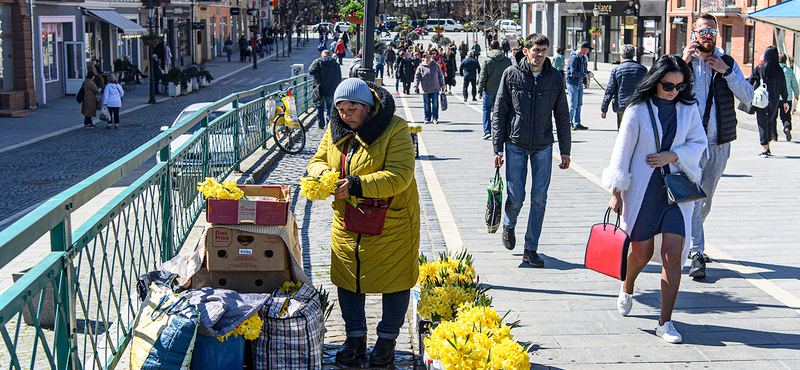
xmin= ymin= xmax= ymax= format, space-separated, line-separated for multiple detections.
xmin=269 ymin=90 xmax=306 ymax=154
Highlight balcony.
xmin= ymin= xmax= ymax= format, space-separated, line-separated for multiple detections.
xmin=701 ymin=0 xmax=741 ymax=15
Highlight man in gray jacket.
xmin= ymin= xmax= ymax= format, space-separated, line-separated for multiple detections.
xmin=309 ymin=50 xmax=342 ymax=129
xmin=478 ymin=41 xmax=512 ymax=140
xmin=600 ymin=44 xmax=647 ymax=129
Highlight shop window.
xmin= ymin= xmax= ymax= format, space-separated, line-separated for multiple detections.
xmin=565 ymin=16 xmax=583 ymax=50
xmin=744 ymin=25 xmax=754 ymax=64
xmin=42 ymin=23 xmax=62 ymax=82
xmin=0 ymin=5 xmax=13 ymax=91
xmin=609 ymin=16 xmax=621 ymax=54
xmin=723 ymin=25 xmax=732 ymax=55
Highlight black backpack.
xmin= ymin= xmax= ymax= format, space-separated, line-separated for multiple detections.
xmin=76 ymin=86 xmax=84 ymax=104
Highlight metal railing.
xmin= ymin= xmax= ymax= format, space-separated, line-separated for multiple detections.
xmin=0 ymin=74 xmax=313 ymax=370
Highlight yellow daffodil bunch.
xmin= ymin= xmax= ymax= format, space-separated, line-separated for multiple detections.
xmin=424 ymin=305 xmax=531 ymax=370
xmin=300 ymin=169 xmax=340 ymax=201
xmin=279 ymin=281 xmax=303 ymax=296
xmin=409 ymin=125 xmax=423 ymax=134
xmin=216 ymin=313 xmax=263 ymax=342
xmin=197 ymin=178 xmax=246 ymax=200
xmin=417 ymin=251 xmax=484 ymax=322
xmin=417 ymin=255 xmax=476 ymax=287
xmin=417 ymin=284 xmax=479 ymax=322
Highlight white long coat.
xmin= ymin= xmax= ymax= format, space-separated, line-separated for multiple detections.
xmin=602 ymin=100 xmax=708 ymax=265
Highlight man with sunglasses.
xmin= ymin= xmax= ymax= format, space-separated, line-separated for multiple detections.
xmin=681 ymin=13 xmax=754 ymax=279
xmin=492 ymin=33 xmax=571 ymax=267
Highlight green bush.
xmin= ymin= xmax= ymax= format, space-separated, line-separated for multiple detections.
xmin=393 ymin=25 xmax=403 ymax=32
xmin=408 ymin=32 xmax=420 ymax=41
xmin=167 ymin=67 xmax=182 ymax=84
xmin=347 ymin=32 xmax=387 ymax=57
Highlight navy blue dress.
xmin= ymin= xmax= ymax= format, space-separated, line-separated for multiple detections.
xmin=630 ymin=98 xmax=685 ymax=242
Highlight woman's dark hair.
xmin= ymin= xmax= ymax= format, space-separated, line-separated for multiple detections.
xmin=627 ymin=54 xmax=696 ymax=107
xmin=762 ymin=46 xmax=782 ymax=77
xmin=779 ymin=52 xmax=788 ymax=64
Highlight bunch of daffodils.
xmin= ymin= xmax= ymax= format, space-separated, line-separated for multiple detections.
xmin=424 ymin=305 xmax=531 ymax=370
xmin=279 ymin=281 xmax=303 ymax=296
xmin=300 ymin=169 xmax=340 ymax=201
xmin=409 ymin=126 xmax=423 ymax=134
xmin=216 ymin=313 xmax=263 ymax=342
xmin=417 ymin=252 xmax=476 ymax=287
xmin=417 ymin=252 xmax=486 ymax=322
xmin=197 ymin=178 xmax=246 ymax=200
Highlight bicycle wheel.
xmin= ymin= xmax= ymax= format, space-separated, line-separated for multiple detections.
xmin=272 ymin=116 xmax=306 ymax=154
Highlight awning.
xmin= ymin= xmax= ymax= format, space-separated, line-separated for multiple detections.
xmin=741 ymin=0 xmax=800 ymax=32
xmin=86 ymin=10 xmax=147 ymax=35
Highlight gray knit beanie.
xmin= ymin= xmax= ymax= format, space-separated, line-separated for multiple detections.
xmin=333 ymin=78 xmax=374 ymax=107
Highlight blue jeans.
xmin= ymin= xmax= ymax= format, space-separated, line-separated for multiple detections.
xmin=503 ymin=143 xmax=553 ymax=252
xmin=338 ymin=287 xmax=410 ymax=339
xmin=482 ymin=93 xmax=497 ymax=134
xmin=316 ymin=94 xmax=334 ymax=128
xmin=566 ymin=82 xmax=583 ymax=126
xmin=423 ymin=91 xmax=440 ymax=121
xmin=375 ymin=64 xmax=384 ymax=78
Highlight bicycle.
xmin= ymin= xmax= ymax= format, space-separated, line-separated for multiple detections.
xmin=268 ymin=90 xmax=306 ymax=154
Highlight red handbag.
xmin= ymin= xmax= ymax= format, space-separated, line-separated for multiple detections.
xmin=340 ymin=141 xmax=393 ymax=236
xmin=585 ymin=208 xmax=630 ymax=280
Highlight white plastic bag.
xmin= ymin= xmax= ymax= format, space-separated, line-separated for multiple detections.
xmin=99 ymin=106 xmax=110 ymax=122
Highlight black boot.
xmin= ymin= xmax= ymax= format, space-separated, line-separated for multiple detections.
xmin=502 ymin=226 xmax=515 ymax=250
xmin=335 ymin=336 xmax=366 ymax=367
xmin=368 ymin=337 xmax=396 ymax=367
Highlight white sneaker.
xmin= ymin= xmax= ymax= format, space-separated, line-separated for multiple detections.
xmin=617 ymin=289 xmax=633 ymax=316
xmin=656 ymin=321 xmax=682 ymax=344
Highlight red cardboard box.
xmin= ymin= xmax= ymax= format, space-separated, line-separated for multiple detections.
xmin=190 ymin=268 xmax=293 ymax=294
xmin=206 ymin=185 xmax=291 ymax=226
xmin=205 ymin=226 xmax=290 ymax=271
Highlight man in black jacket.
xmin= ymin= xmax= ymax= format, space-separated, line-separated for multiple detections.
xmin=384 ymin=44 xmax=396 ymax=78
xmin=309 ymin=50 xmax=342 ymax=129
xmin=459 ymin=50 xmax=481 ymax=103
xmin=600 ymin=44 xmax=647 ymax=129
xmin=492 ymin=33 xmax=571 ymax=268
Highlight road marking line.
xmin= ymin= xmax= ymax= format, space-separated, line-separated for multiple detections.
xmin=399 ymin=93 xmax=464 ymax=254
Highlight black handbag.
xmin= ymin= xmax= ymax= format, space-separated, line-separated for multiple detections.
xmin=312 ymin=85 xmax=321 ymax=103
xmin=647 ymin=101 xmax=707 ymax=205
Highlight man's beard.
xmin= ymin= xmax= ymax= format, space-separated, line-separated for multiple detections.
xmin=697 ymin=40 xmax=715 ymax=53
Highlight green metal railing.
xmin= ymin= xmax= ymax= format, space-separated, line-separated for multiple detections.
xmin=0 ymin=74 xmax=313 ymax=369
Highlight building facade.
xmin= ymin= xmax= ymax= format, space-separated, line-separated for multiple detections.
xmin=0 ymin=0 xmax=36 ymax=115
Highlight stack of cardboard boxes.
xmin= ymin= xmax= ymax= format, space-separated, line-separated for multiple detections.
xmin=192 ymin=185 xmax=299 ymax=293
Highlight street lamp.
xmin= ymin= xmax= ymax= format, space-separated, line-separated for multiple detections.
xmin=146 ymin=0 xmax=157 ymax=104
xmin=250 ymin=0 xmax=258 ymax=69
xmin=592 ymin=5 xmax=599 ymax=71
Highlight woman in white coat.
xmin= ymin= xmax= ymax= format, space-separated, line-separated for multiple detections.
xmin=102 ymin=74 xmax=124 ymax=129
xmin=602 ymin=54 xmax=707 ymax=344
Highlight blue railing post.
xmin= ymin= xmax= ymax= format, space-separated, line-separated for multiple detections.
xmin=199 ymin=116 xmax=210 ymax=180
xmin=304 ymin=76 xmax=310 ymax=112
xmin=232 ymin=100 xmax=241 ymax=172
xmin=260 ymin=90 xmax=268 ymax=150
xmin=159 ymin=145 xmax=173 ymax=261
xmin=50 ymin=219 xmax=77 ymax=370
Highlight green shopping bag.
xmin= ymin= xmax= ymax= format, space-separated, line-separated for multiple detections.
xmin=485 ymin=168 xmax=503 ymax=233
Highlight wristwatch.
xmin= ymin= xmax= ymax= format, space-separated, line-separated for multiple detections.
xmin=723 ymin=66 xmax=733 ymax=77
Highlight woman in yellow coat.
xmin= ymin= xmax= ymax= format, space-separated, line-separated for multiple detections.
xmin=307 ymin=78 xmax=419 ymax=367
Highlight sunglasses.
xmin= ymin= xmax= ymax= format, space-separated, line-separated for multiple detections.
xmin=695 ymin=28 xmax=718 ymax=37
xmin=659 ymin=81 xmax=688 ymax=92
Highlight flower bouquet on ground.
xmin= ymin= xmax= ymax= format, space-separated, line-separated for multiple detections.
xmin=197 ymin=177 xmax=246 ymax=200
xmin=424 ymin=304 xmax=532 ymax=370
xmin=300 ymin=169 xmax=362 ymax=211
xmin=216 ymin=313 xmax=264 ymax=342
xmin=416 ymin=251 xmax=488 ymax=323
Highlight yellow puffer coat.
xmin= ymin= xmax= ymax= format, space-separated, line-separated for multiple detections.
xmin=307 ymin=82 xmax=420 ymax=294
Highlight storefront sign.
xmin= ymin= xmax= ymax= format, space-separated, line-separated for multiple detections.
xmin=643 ymin=36 xmax=656 ymax=53
xmin=670 ymin=16 xmax=686 ymax=25
xmin=192 ymin=22 xmax=205 ymax=30
xmin=625 ymin=16 xmax=636 ymax=29
xmin=230 ymin=8 xmax=241 ymax=15
xmin=510 ymin=3 xmax=519 ymax=12
xmin=582 ymin=2 xmax=628 ymax=16
xmin=272 ymin=9 xmax=282 ymax=14
xmin=594 ymin=4 xmax=613 ymax=14
xmin=534 ymin=3 xmax=545 ymax=12
xmin=165 ymin=6 xmax=192 ymax=19
xmin=644 ymin=19 xmax=656 ymax=28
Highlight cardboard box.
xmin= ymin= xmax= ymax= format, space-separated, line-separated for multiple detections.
xmin=206 ymin=185 xmax=291 ymax=226
xmin=190 ymin=268 xmax=293 ymax=294
xmin=205 ymin=226 xmax=290 ymax=271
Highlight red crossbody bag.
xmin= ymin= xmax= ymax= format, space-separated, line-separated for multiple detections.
xmin=584 ymin=208 xmax=630 ymax=280
xmin=340 ymin=141 xmax=393 ymax=236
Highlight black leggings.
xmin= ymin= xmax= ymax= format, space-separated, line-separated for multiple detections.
xmin=84 ymin=116 xmax=93 ymax=126
xmin=108 ymin=107 xmax=120 ymax=124
xmin=402 ymin=81 xmax=411 ymax=93
xmin=756 ymin=103 xmax=780 ymax=145
xmin=779 ymin=100 xmax=792 ymax=131
xmin=463 ymin=78 xmax=477 ymax=100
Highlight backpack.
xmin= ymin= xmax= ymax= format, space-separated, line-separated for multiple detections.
xmin=752 ymin=79 xmax=769 ymax=109
xmin=76 ymin=86 xmax=84 ymax=104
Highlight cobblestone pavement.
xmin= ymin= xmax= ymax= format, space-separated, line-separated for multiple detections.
xmin=258 ymin=118 xmax=446 ymax=368
xmin=0 ymin=41 xmax=322 ymax=226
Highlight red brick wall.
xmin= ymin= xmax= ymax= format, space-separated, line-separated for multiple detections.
xmin=1 ymin=0 xmax=36 ymax=109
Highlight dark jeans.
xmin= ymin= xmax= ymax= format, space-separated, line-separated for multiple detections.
xmin=463 ymin=78 xmax=476 ymax=100
xmin=108 ymin=107 xmax=120 ymax=124
xmin=84 ymin=116 xmax=93 ymax=126
xmin=316 ymin=95 xmax=334 ymax=128
xmin=337 ymin=287 xmax=410 ymax=339
xmin=779 ymin=100 xmax=792 ymax=132
xmin=756 ymin=103 xmax=780 ymax=145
